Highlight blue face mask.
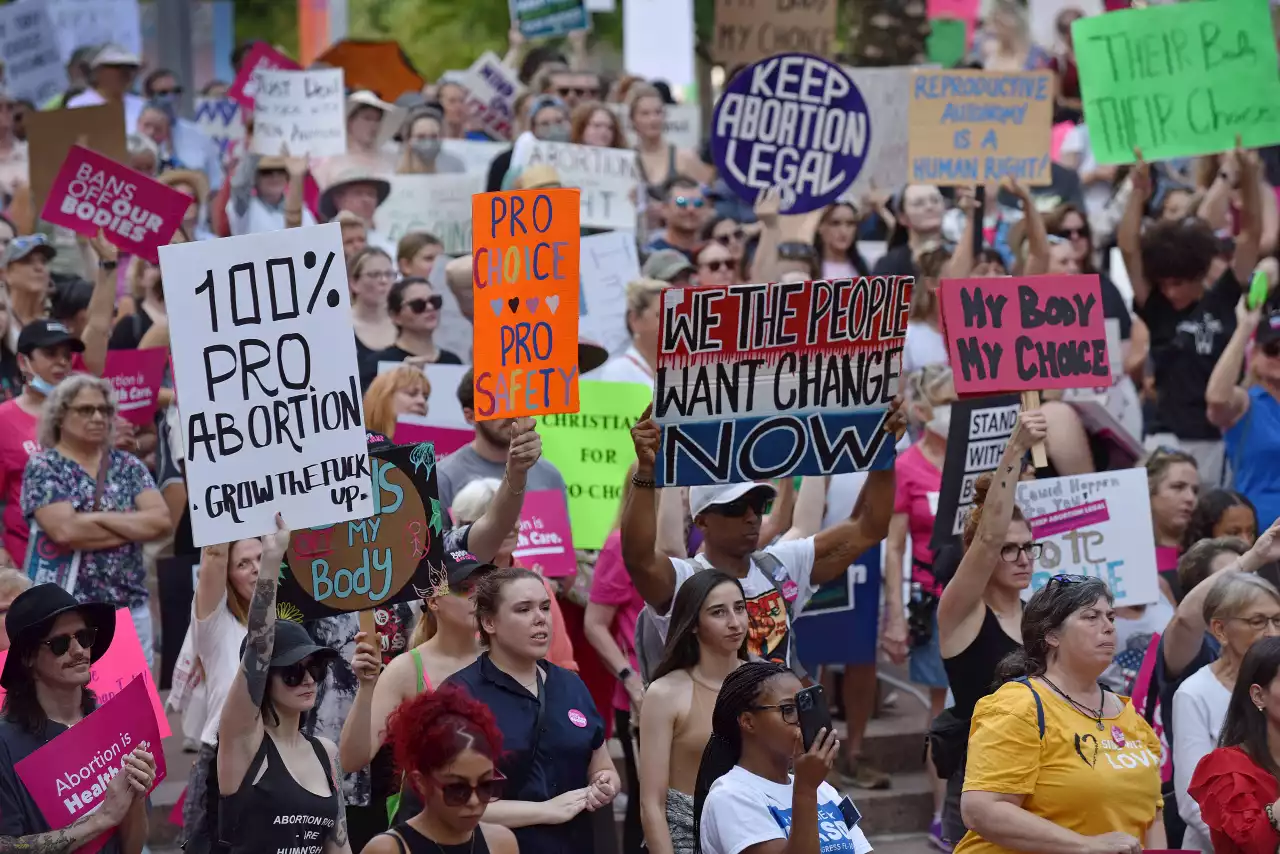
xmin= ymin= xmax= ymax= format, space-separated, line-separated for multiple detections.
xmin=28 ymin=375 xmax=57 ymax=396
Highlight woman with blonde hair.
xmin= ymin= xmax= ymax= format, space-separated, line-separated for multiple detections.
xmin=591 ymin=278 xmax=665 ymax=385
xmin=628 ymin=84 xmax=709 ymax=202
xmin=571 ymin=101 xmax=627 ymax=149
xmin=362 ymin=365 xmax=429 ymax=441
xmin=349 ymin=247 xmax=399 ymax=365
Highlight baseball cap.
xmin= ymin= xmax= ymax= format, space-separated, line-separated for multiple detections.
xmin=1256 ymin=311 xmax=1280 ymax=348
xmin=17 ymin=319 xmax=84 ymax=356
xmin=3 ymin=234 xmax=56 ymax=266
xmin=689 ymin=482 xmax=779 ymax=518
xmin=642 ymin=249 xmax=695 ymax=282
xmin=443 ymin=549 xmax=498 ymax=591
xmin=91 ymin=44 xmax=142 ymax=68
xmin=237 ymin=619 xmax=340 ymax=669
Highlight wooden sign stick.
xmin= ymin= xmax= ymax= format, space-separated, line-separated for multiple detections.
xmin=1020 ymin=390 xmax=1048 ymax=469
xmin=358 ymin=609 xmax=377 ymax=639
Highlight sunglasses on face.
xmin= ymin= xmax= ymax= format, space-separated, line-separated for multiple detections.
xmin=751 ymin=702 xmax=799 ymax=724
xmin=555 ymin=87 xmax=591 ymax=98
xmin=1054 ymin=227 xmax=1089 ymax=240
xmin=715 ymin=229 xmax=746 ymax=245
xmin=437 ymin=772 xmax=507 ymax=806
xmin=42 ymin=627 xmax=97 ymax=656
xmin=1000 ymin=543 xmax=1044 ymax=562
xmin=708 ymin=495 xmax=773 ymax=518
xmin=701 ymin=259 xmax=737 ymax=274
xmin=70 ymin=404 xmax=115 ymax=419
xmin=279 ymin=657 xmax=329 ymax=688
xmin=673 ymin=196 xmax=705 ymax=209
xmin=406 ymin=295 xmax=444 ymax=313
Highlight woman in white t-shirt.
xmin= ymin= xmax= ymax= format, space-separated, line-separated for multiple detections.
xmin=179 ymin=537 xmax=259 ymax=846
xmin=695 ymin=661 xmax=872 ymax=854
xmin=593 ymin=278 xmax=664 ymax=386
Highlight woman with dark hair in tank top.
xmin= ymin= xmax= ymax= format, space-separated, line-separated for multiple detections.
xmin=935 ymin=408 xmax=1048 ymax=846
xmin=640 ymin=571 xmax=749 ymax=854
xmin=362 ymin=685 xmax=518 ymax=854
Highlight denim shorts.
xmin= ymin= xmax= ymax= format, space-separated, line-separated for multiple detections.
xmin=909 ymin=615 xmax=949 ymax=689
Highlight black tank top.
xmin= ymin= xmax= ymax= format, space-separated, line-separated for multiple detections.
xmin=222 ymin=732 xmax=339 ymax=854
xmin=382 ymin=822 xmax=493 ymax=854
xmin=943 ymin=606 xmax=1022 ymax=720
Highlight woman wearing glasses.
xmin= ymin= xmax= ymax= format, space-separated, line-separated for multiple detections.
xmin=362 ymin=686 xmax=517 ymax=854
xmin=349 ymin=248 xmax=400 ymax=388
xmin=694 ymin=661 xmax=871 ymax=854
xmin=694 ymin=240 xmax=738 ymax=287
xmin=1207 ymin=302 xmax=1280 ymax=531
xmin=957 ymin=575 xmax=1165 ymax=854
xmin=701 ymin=217 xmax=749 ymax=274
xmin=359 ymin=276 xmax=462 ymax=389
xmin=1173 ymin=573 xmax=1280 ymax=852
xmin=19 ymin=374 xmax=169 ymax=663
xmin=935 ymin=408 xmax=1046 ymax=844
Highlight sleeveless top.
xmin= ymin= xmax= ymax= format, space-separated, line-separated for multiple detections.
xmin=222 ymin=732 xmax=339 ymax=854
xmin=637 ymin=143 xmax=678 ymax=198
xmin=668 ymin=672 xmax=717 ymax=795
xmin=382 ymin=822 xmax=492 ymax=854
xmin=943 ymin=606 xmax=1022 ymax=720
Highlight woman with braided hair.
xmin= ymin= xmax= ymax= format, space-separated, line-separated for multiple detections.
xmin=694 ymin=662 xmax=871 ymax=854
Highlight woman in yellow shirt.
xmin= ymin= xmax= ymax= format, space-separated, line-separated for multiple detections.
xmin=958 ymin=574 xmax=1165 ymax=854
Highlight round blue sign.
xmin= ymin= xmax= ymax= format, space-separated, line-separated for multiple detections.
xmin=711 ymin=53 xmax=872 ymax=215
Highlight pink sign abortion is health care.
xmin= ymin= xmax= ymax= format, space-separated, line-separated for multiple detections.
xmin=103 ymin=348 xmax=168 ymax=426
xmin=228 ymin=42 xmax=302 ymax=108
xmin=41 ymin=146 xmax=192 ymax=263
xmin=393 ymin=421 xmax=473 ymax=457
xmin=939 ymin=274 xmax=1111 ymax=397
xmin=16 ymin=677 xmax=166 ymax=854
xmin=513 ymin=490 xmax=576 ymax=577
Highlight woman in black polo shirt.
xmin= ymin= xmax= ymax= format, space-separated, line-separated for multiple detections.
xmin=445 ymin=567 xmax=621 ymax=854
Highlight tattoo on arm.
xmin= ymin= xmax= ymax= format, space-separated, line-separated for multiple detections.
xmin=0 ymin=814 xmax=99 ymax=853
xmin=241 ymin=572 xmax=279 ymax=709
xmin=330 ymin=753 xmax=349 ymax=849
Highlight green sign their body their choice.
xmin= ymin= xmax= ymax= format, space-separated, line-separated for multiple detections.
xmin=1072 ymin=0 xmax=1280 ymax=164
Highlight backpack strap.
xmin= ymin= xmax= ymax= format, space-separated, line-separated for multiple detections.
xmin=411 ymin=647 xmax=426 ymax=693
xmin=1014 ymin=677 xmax=1046 ymax=739
xmin=750 ymin=550 xmax=812 ymax=685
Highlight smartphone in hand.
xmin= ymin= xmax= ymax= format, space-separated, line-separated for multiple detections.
xmin=796 ymin=685 xmax=833 ymax=751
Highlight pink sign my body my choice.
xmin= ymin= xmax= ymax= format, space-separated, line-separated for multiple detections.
xmin=16 ymin=677 xmax=166 ymax=854
xmin=228 ymin=42 xmax=302 ymax=108
xmin=104 ymin=348 xmax=168 ymax=426
xmin=41 ymin=146 xmax=191 ymax=263
xmin=514 ymin=490 xmax=576 ymax=577
xmin=940 ymin=274 xmax=1110 ymax=397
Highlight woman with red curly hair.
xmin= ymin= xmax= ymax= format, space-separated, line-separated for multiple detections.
xmin=362 ymin=685 xmax=518 ymax=854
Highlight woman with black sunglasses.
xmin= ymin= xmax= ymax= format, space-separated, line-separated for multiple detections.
xmin=362 ymin=685 xmax=517 ymax=854
xmin=957 ymin=575 xmax=1165 ymax=854
xmin=359 ymin=276 xmax=462 ymax=390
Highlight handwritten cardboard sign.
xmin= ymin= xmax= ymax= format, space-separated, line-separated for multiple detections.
xmin=103 ymin=347 xmax=168 ymax=426
xmin=518 ymin=141 xmax=639 ymax=231
xmin=41 ymin=146 xmax=191 ymax=263
xmin=0 ymin=3 xmax=67 ymax=106
xmin=510 ymin=0 xmax=589 ymax=39
xmin=279 ymin=441 xmax=447 ymax=620
xmin=26 ymin=104 xmax=127 ymax=221
xmin=378 ymin=174 xmax=485 ymax=254
xmin=1072 ymin=0 xmax=1280 ymax=164
xmin=654 ymin=277 xmax=910 ymax=485
xmin=713 ymin=0 xmax=836 ymax=68
xmin=160 ymin=222 xmax=372 ymax=546
xmin=471 ymin=188 xmax=581 ymax=420
xmin=908 ymin=69 xmax=1054 ymax=186
xmin=16 ymin=677 xmax=165 ymax=854
xmin=712 ymin=54 xmax=871 ymax=213
xmin=459 ymin=52 xmax=524 ymax=141
xmin=227 ymin=42 xmax=301 ymax=109
xmin=194 ymin=98 xmax=246 ymax=161
xmin=251 ymin=68 xmax=347 ymax=158
xmin=940 ymin=275 xmax=1111 ymax=396
xmin=514 ymin=490 xmax=576 ymax=577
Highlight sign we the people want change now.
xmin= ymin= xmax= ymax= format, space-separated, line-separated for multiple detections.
xmin=940 ymin=274 xmax=1111 ymax=396
xmin=519 ymin=140 xmax=640 ymax=231
xmin=654 ymin=277 xmax=911 ymax=486
xmin=251 ymin=68 xmax=347 ymax=158
xmin=378 ymin=173 xmax=485 ymax=254
xmin=160 ymin=223 xmax=373 ymax=547
xmin=471 ymin=189 xmax=582 ymax=420
xmin=712 ymin=53 xmax=872 ymax=214
xmin=1072 ymin=0 xmax=1280 ymax=164
xmin=908 ymin=69 xmax=1054 ymax=185
xmin=279 ymin=441 xmax=447 ymax=621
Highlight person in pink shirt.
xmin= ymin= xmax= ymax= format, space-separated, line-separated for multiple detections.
xmin=883 ymin=363 xmax=954 ymax=850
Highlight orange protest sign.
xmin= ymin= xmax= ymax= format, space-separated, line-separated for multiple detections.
xmin=471 ymin=188 xmax=581 ymax=420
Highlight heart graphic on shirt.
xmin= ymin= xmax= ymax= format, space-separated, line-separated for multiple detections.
xmin=526 ymin=297 xmax=540 ymax=314
xmin=507 ymin=297 xmax=520 ymax=314
xmin=545 ymin=295 xmax=560 ymax=314
xmin=489 ymin=299 xmax=503 ymax=317
xmin=1074 ymin=732 xmax=1099 ymax=767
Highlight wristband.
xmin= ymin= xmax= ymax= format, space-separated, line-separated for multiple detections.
xmin=631 ymin=473 xmax=656 ymax=489
xmin=99 ymin=260 xmax=118 ymax=270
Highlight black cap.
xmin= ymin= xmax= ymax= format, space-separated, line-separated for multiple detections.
xmin=1 ymin=585 xmax=115 ymax=689
xmin=238 ymin=619 xmax=341 ymax=669
xmin=17 ymin=319 xmax=85 ymax=356
xmin=1257 ymin=311 xmax=1280 ymax=348
xmin=439 ymin=548 xmax=498 ymax=592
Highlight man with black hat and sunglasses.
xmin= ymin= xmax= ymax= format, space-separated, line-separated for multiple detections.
xmin=0 ymin=583 xmax=156 ymax=853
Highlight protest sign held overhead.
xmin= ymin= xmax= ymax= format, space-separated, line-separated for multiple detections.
xmin=41 ymin=146 xmax=192 ymax=263
xmin=712 ymin=54 xmax=871 ymax=214
xmin=0 ymin=4 xmax=67 ymax=106
xmin=279 ymin=441 xmax=447 ymax=621
xmin=713 ymin=0 xmax=837 ymax=69
xmin=471 ymin=188 xmax=582 ymax=420
xmin=26 ymin=104 xmax=127 ymax=219
xmin=940 ymin=274 xmax=1111 ymax=396
xmin=160 ymin=222 xmax=373 ymax=547
xmin=510 ymin=0 xmax=590 ymax=39
xmin=517 ymin=140 xmax=640 ymax=230
xmin=227 ymin=41 xmax=301 ymax=108
xmin=194 ymin=98 xmax=246 ymax=161
xmin=252 ymin=68 xmax=347 ymax=158
xmin=930 ymin=394 xmax=1020 ymax=549
xmin=844 ymin=66 xmax=915 ymax=197
xmin=44 ymin=0 xmax=141 ymax=62
xmin=654 ymin=276 xmax=911 ymax=486
xmin=580 ymin=230 xmax=641 ymax=356
xmin=1072 ymin=0 xmax=1280 ymax=164
xmin=103 ymin=348 xmax=168 ymax=427
xmin=459 ymin=52 xmax=524 ymax=141
xmin=908 ymin=69 xmax=1053 ymax=185
xmin=378 ymin=174 xmax=485 ymax=254
xmin=513 ymin=490 xmax=577 ymax=577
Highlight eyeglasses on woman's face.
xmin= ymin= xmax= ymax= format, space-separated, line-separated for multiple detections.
xmin=1230 ymin=614 xmax=1280 ymax=632
xmin=714 ymin=228 xmax=746 ymax=246
xmin=750 ymin=701 xmax=799 ymax=725
xmin=700 ymin=258 xmax=737 ymax=274
xmin=1001 ymin=542 xmax=1044 ymax=562
xmin=69 ymin=403 xmax=115 ymax=420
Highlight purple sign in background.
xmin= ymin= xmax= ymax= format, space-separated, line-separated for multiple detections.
xmin=711 ymin=53 xmax=872 ymax=215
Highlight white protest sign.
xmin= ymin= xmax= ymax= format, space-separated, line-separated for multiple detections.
xmin=521 ymin=140 xmax=640 ymax=230
xmin=378 ymin=173 xmax=484 ymax=255
xmin=251 ymin=68 xmax=346 ymax=158
xmin=160 ymin=223 xmax=373 ymax=547
xmin=0 ymin=4 xmax=66 ymax=105
xmin=580 ymin=230 xmax=640 ymax=356
xmin=843 ymin=66 xmax=914 ymax=197
xmin=1018 ymin=468 xmax=1158 ymax=608
xmin=442 ymin=139 xmax=507 ymax=176
xmin=459 ymin=52 xmax=523 ymax=141
xmin=428 ymin=254 xmax=473 ymax=364
xmin=193 ymin=98 xmax=245 ymax=162
xmin=609 ymin=102 xmax=701 ymax=152
xmin=33 ymin=0 xmax=141 ymax=62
